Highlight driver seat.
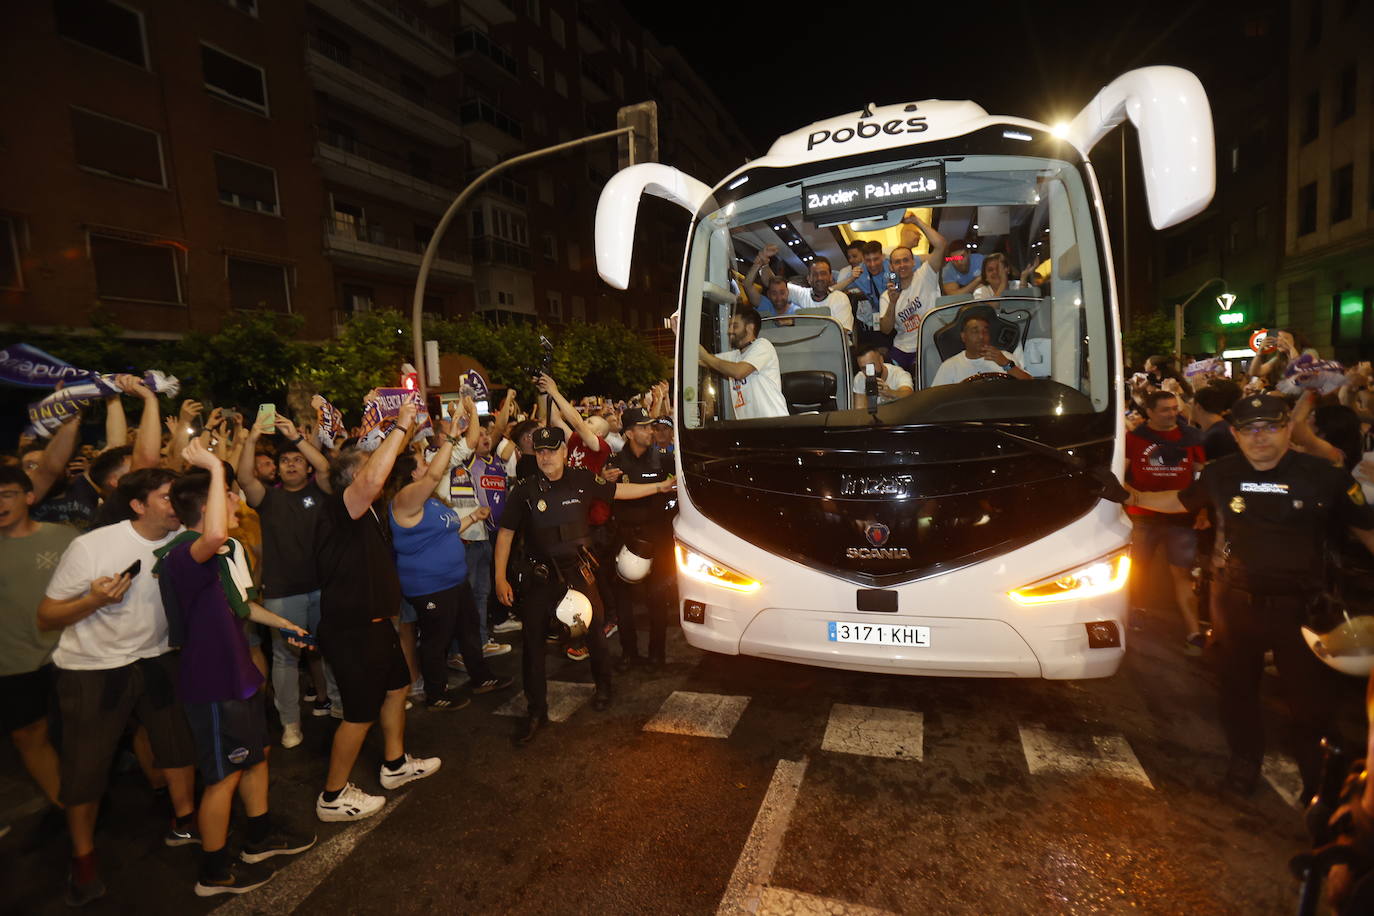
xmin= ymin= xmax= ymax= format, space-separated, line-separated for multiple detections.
xmin=781 ymin=370 xmax=837 ymax=414
xmin=932 ymin=304 xmax=1024 ymax=362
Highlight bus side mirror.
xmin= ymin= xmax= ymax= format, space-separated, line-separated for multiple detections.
xmin=1066 ymin=66 xmax=1215 ymax=230
xmin=595 ymin=163 xmax=713 ymax=290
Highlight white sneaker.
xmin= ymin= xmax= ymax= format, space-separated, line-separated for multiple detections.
xmin=316 ymin=783 xmax=385 ymax=822
xmin=492 ymin=618 xmax=522 ymax=634
xmin=379 ymin=753 xmax=442 ymax=790
xmin=329 ymin=705 xmax=343 ymax=720
xmin=408 ymin=679 xmax=425 ymax=701
xmin=281 ymin=723 xmax=303 ymax=749
xmin=482 ymin=641 xmax=512 ymax=657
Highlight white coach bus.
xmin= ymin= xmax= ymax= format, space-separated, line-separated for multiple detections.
xmin=595 ymin=68 xmax=1214 ymax=679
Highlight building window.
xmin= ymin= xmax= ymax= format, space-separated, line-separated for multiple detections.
xmin=554 ymin=71 xmax=567 ymax=98
xmin=567 ymin=241 xmax=581 ymax=271
xmin=1297 ymin=181 xmax=1318 ymax=236
xmin=201 ymin=44 xmax=269 ymax=116
xmin=1229 ymin=143 xmax=1239 ymax=174
xmin=89 ymin=233 xmax=182 ymax=304
xmin=1301 ymin=90 xmax=1320 ymax=145
xmin=1227 ymin=218 xmax=1242 ymax=253
xmin=1332 ymin=163 xmax=1354 ymax=223
xmin=541 ymin=234 xmax=556 ymax=261
xmin=532 ymin=110 xmax=547 ymax=137
xmin=538 ymin=172 xmax=554 ymax=205
xmin=70 ymin=108 xmax=165 ymax=187
xmin=0 ymin=215 xmax=23 ymax=290
xmin=341 ymin=284 xmax=373 ymax=319
xmin=214 ymin=153 xmax=279 ymax=214
xmin=55 ymin=0 xmax=148 ymax=69
xmin=1335 ymin=65 xmax=1357 ymax=123
xmin=1333 ymin=289 xmax=1368 ymax=344
xmin=549 ymin=10 xmax=565 ymax=46
xmin=227 ymin=257 xmax=290 ymax=312
xmin=572 ymin=295 xmax=585 ymax=321
xmin=546 ymin=290 xmax=562 ymax=320
xmin=528 ymin=47 xmax=543 ymax=85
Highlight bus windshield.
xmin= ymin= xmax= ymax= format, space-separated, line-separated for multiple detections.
xmin=681 ymin=152 xmax=1113 ymax=433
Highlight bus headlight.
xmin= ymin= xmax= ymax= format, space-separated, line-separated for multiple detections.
xmin=1008 ymin=550 xmax=1130 ymax=606
xmin=675 ymin=542 xmax=761 ymax=593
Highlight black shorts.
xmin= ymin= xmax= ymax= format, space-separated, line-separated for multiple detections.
xmin=55 ymin=653 xmax=197 ymax=806
xmin=186 ymin=690 xmax=269 ymax=785
xmin=317 ymin=620 xmax=410 ymax=723
xmin=0 ymin=665 xmax=53 ymax=733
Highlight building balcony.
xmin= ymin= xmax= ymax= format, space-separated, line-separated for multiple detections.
xmin=315 ymin=133 xmax=459 ymax=214
xmin=307 ymin=0 xmax=455 ymax=76
xmin=459 ymin=0 xmax=515 ymax=25
xmin=323 ymin=217 xmax=472 ymax=282
xmin=454 ymin=28 xmax=517 ymax=81
xmin=580 ymin=60 xmax=610 ymax=103
xmin=457 ymin=98 xmax=523 ymax=156
xmin=576 ymin=10 xmax=607 ymax=53
xmin=470 ymin=236 xmax=531 ymax=270
xmin=467 ymin=169 xmax=527 ymax=206
xmin=305 ymin=36 xmax=464 ymax=144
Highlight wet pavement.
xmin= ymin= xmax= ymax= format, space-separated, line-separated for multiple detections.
xmin=0 ymin=590 xmax=1355 ymax=915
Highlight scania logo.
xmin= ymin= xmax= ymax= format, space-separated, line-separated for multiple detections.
xmin=865 ymin=523 xmax=890 ymax=547
xmin=846 ymin=522 xmax=910 ymax=560
xmin=807 ymin=118 xmax=928 ymax=151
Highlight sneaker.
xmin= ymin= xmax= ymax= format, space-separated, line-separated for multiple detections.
xmin=316 ymin=783 xmax=385 ymax=822
xmin=472 ymin=676 xmax=514 ymax=695
xmin=447 ymin=653 xmax=467 ymax=671
xmin=328 ymin=704 xmax=343 ymax=720
xmin=483 ymin=640 xmax=512 ymax=657
xmin=545 ymin=631 xmax=562 ymax=645
xmin=281 ymin=723 xmax=303 ymax=749
xmin=603 ymin=622 xmax=619 ymax=639
xmin=379 ymin=753 xmax=442 ymax=790
xmin=311 ymin=698 xmax=333 ymax=718
xmin=566 ymin=645 xmax=589 ymax=662
xmin=409 ymin=679 xmax=426 ymax=701
xmin=405 ymin=699 xmax=413 ymax=711
xmin=1184 ymin=632 xmax=1206 ymax=656
xmin=165 ymin=820 xmax=202 ymax=847
xmin=239 ymin=826 xmax=317 ymax=864
xmin=492 ymin=618 xmax=523 ymax=634
xmin=194 ymin=860 xmax=275 ymax=897
xmin=64 ymin=873 xmax=106 ymax=907
xmin=425 ymin=691 xmax=470 ymax=711
xmin=302 ymin=686 xmax=319 ymax=703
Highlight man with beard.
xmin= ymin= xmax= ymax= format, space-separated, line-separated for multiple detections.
xmin=697 ymin=307 xmax=788 ymax=420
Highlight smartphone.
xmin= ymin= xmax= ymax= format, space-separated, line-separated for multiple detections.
xmin=255 ymin=403 xmax=277 ymax=433
xmin=221 ymin=408 xmax=240 ymax=422
xmin=121 ymin=558 xmax=141 ymax=579
xmin=282 ymin=628 xmax=318 ymax=648
xmin=887 ymin=271 xmax=898 ymax=285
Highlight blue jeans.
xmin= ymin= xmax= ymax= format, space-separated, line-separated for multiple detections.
xmin=263 ymin=590 xmax=340 ymax=726
xmin=464 ymin=539 xmax=494 ymax=646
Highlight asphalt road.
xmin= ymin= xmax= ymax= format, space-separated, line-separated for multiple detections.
xmin=0 ymin=596 xmax=1355 ymax=916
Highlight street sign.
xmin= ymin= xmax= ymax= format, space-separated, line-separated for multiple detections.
xmin=1248 ymin=328 xmax=1270 ymax=352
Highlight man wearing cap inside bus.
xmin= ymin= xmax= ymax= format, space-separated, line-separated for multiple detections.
xmin=493 ymin=426 xmax=676 ymax=746
xmin=697 ymin=307 xmax=789 ymax=420
xmin=1128 ymin=393 xmax=1374 ymax=800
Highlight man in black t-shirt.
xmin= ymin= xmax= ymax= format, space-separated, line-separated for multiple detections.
xmin=237 ymin=415 xmax=339 ymax=746
xmin=493 ymin=427 xmax=674 ymax=745
xmin=1129 ymin=394 xmax=1374 ymax=799
xmin=310 ymin=401 xmax=441 ymax=822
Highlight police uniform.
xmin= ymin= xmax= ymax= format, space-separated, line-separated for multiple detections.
xmin=1177 ymin=395 xmax=1374 ymax=794
xmin=606 ymin=409 xmax=675 ymax=666
xmin=499 ymin=428 xmax=617 ymax=721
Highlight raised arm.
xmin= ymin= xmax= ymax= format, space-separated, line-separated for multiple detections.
xmin=391 ymin=410 xmax=460 ymax=525
xmin=103 ymin=376 xmax=131 ymax=453
xmin=30 ymin=413 xmax=83 ymax=503
xmin=184 ymin=441 xmax=229 ymax=564
xmin=491 ymin=389 xmax=516 ymax=444
xmin=538 ymin=374 xmax=598 ymax=447
xmin=234 ymin=426 xmax=268 ymax=507
xmin=904 ymin=212 xmax=948 ymax=271
xmin=344 ymin=400 xmax=416 ymax=518
xmin=275 ymin=414 xmax=333 ymax=493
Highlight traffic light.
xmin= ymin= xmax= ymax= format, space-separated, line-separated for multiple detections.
xmin=616 ymin=101 xmax=659 ymax=170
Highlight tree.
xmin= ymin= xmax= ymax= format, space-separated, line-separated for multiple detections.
xmin=550 ymin=322 xmax=668 ymax=398
xmin=1122 ymin=311 xmax=1176 ymax=367
xmin=300 ymin=309 xmax=411 ymax=422
xmin=171 ymin=310 xmax=306 ymax=407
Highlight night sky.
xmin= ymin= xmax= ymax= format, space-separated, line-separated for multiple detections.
xmin=634 ymin=0 xmax=1216 ymax=152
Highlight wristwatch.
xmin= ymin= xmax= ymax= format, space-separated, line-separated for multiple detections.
xmin=288 ymin=435 xmax=304 ymax=446
xmin=392 ymin=425 xmax=412 ymax=438
xmin=1001 ymin=360 xmax=1015 ymax=372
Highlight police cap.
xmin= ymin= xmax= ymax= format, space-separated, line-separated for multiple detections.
xmin=532 ymin=426 xmax=566 ymax=450
xmin=1229 ymin=393 xmax=1290 ymax=427
xmin=621 ymin=408 xmax=652 ymax=427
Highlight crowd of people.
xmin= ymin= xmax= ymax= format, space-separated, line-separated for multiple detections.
xmin=0 ymin=372 xmax=677 ymax=902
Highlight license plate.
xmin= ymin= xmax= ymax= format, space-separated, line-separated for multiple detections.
xmin=827 ymin=621 xmax=930 ymax=647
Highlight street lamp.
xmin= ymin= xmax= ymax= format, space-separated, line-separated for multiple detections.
xmin=1173 ymin=276 xmax=1229 ymax=362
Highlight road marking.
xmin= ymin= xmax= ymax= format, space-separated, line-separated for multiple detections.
xmin=717 ymin=758 xmax=808 ymax=916
xmin=493 ymin=681 xmax=594 ymax=722
xmin=645 ymin=691 xmax=750 ymax=739
xmin=1018 ymin=725 xmax=1153 ymax=788
xmin=1262 ymin=752 xmax=1303 ymax=808
xmin=212 ymin=795 xmax=402 ymax=915
xmin=821 ymin=704 xmax=923 ymax=761
xmin=757 ymin=886 xmax=900 ymax=916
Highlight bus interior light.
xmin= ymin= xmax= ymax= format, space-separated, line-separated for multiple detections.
xmin=1008 ymin=550 xmax=1130 ymax=606
xmin=675 ymin=542 xmax=761 ymax=593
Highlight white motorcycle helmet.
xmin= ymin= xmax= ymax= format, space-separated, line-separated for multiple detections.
xmin=555 ymin=587 xmax=594 ymax=638
xmin=1302 ymin=596 xmax=1374 ymax=677
xmin=616 ymin=538 xmax=654 ymax=583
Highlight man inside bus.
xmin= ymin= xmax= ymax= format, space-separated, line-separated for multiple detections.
xmin=941 ymin=240 xmax=985 ymax=296
xmin=743 ymin=276 xmax=799 ymax=318
xmin=782 ymin=258 xmax=853 ymax=335
xmin=877 ymin=215 xmax=948 ymax=374
xmin=851 ymin=346 xmax=914 ymax=409
xmin=931 ymin=313 xmax=1032 ymax=385
xmin=697 ymin=307 xmax=789 ymax=420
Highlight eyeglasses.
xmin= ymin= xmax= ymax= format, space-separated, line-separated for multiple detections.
xmin=1234 ymin=423 xmax=1286 ymax=436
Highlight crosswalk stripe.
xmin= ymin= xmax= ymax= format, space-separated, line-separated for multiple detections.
xmin=717 ymin=758 xmax=809 ymax=916
xmin=821 ymin=704 xmax=923 ymax=761
xmin=757 ymin=886 xmax=900 ymax=916
xmin=645 ymin=690 xmax=750 ymax=738
xmin=1262 ymin=752 xmax=1303 ymax=808
xmin=1018 ymin=725 xmax=1153 ymax=788
xmin=493 ymin=681 xmax=594 ymax=722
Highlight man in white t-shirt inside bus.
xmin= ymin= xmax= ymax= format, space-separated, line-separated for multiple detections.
xmin=697 ymin=307 xmax=789 ymax=420
xmin=851 ymin=346 xmax=914 ymax=410
xmin=931 ymin=312 xmax=1032 ymax=385
xmin=878 ymin=213 xmax=948 ymax=374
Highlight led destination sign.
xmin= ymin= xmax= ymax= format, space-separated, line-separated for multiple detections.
xmin=801 ymin=164 xmax=946 ymax=224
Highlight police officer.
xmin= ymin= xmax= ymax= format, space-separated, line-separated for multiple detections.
xmin=494 ymin=427 xmax=675 ymax=745
xmin=1128 ymin=394 xmax=1374 ymax=798
xmin=606 ymin=408 xmax=676 ymax=671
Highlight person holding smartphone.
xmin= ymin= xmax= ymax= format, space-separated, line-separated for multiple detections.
xmin=878 ymin=212 xmax=949 ymax=374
